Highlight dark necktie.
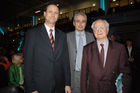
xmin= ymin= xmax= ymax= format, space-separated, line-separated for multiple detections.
xmin=100 ymin=44 xmax=104 ymax=65
xmin=49 ymin=29 xmax=55 ymax=51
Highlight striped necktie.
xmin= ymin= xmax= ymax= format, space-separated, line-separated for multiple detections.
xmin=49 ymin=29 xmax=55 ymax=51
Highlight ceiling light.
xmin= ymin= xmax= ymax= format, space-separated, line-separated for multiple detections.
xmin=57 ymin=4 xmax=59 ymax=6
xmin=92 ymin=3 xmax=96 ymax=7
xmin=35 ymin=10 xmax=41 ymax=14
xmin=60 ymin=12 xmax=62 ymax=14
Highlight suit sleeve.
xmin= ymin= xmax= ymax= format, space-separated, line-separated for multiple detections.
xmin=119 ymin=45 xmax=132 ymax=93
xmin=23 ymin=30 xmax=36 ymax=92
xmin=81 ymin=46 xmax=89 ymax=93
xmin=63 ymin=34 xmax=71 ymax=86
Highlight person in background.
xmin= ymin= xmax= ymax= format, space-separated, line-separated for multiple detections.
xmin=125 ymin=39 xmax=135 ymax=64
xmin=0 ymin=56 xmax=11 ymax=71
xmin=109 ymin=34 xmax=116 ymax=42
xmin=0 ymin=55 xmax=11 ymax=87
xmin=8 ymin=53 xmax=24 ymax=91
xmin=67 ymin=12 xmax=94 ymax=93
xmin=81 ymin=19 xmax=132 ymax=93
xmin=125 ymin=39 xmax=137 ymax=92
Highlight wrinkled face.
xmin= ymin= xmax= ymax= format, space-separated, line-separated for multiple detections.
xmin=93 ymin=20 xmax=109 ymax=40
xmin=73 ymin=15 xmax=86 ymax=32
xmin=44 ymin=5 xmax=59 ymax=25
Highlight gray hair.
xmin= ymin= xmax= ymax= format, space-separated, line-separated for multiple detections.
xmin=73 ymin=12 xmax=87 ymax=22
xmin=91 ymin=19 xmax=109 ymax=30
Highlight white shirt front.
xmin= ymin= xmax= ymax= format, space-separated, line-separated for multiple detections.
xmin=44 ymin=23 xmax=55 ymax=40
xmin=127 ymin=46 xmax=132 ymax=57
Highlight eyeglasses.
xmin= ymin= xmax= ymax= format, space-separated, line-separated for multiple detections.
xmin=94 ymin=26 xmax=106 ymax=31
xmin=75 ymin=20 xmax=86 ymax=23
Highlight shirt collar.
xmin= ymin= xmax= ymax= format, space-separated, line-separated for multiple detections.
xmin=75 ymin=30 xmax=85 ymax=36
xmin=44 ymin=23 xmax=55 ymax=32
xmin=97 ymin=38 xmax=109 ymax=48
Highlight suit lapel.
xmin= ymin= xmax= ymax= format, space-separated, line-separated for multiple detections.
xmin=54 ymin=28 xmax=59 ymax=54
xmin=104 ymin=40 xmax=113 ymax=70
xmin=72 ymin=32 xmax=77 ymax=51
xmin=94 ymin=41 xmax=104 ymax=69
xmin=40 ymin=24 xmax=53 ymax=52
xmin=72 ymin=32 xmax=77 ymax=68
xmin=86 ymin=32 xmax=91 ymax=44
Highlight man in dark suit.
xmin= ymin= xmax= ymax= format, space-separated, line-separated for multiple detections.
xmin=24 ymin=3 xmax=71 ymax=93
xmin=125 ymin=39 xmax=136 ymax=63
xmin=125 ymin=39 xmax=137 ymax=92
xmin=81 ymin=19 xmax=132 ymax=93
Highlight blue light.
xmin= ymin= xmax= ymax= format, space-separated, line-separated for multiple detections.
xmin=100 ymin=0 xmax=105 ymax=11
xmin=0 ymin=27 xmax=4 ymax=35
xmin=32 ymin=16 xmax=35 ymax=26
xmin=17 ymin=38 xmax=24 ymax=51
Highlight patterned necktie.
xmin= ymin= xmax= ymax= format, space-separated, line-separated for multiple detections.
xmin=100 ymin=44 xmax=104 ymax=66
xmin=75 ymin=34 xmax=83 ymax=71
xmin=49 ymin=29 xmax=55 ymax=51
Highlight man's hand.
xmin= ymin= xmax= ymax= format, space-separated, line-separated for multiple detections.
xmin=19 ymin=86 xmax=24 ymax=90
xmin=128 ymin=57 xmax=134 ymax=62
xmin=32 ymin=91 xmax=39 ymax=93
xmin=65 ymin=86 xmax=71 ymax=93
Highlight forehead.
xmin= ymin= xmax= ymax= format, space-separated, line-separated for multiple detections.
xmin=47 ymin=4 xmax=59 ymax=11
xmin=94 ymin=20 xmax=106 ymax=26
xmin=75 ymin=15 xmax=86 ymax=20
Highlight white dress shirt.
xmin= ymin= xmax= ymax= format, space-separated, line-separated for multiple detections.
xmin=44 ymin=23 xmax=55 ymax=40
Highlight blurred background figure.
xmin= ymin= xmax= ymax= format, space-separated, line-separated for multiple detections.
xmin=125 ymin=39 xmax=135 ymax=63
xmin=0 ymin=47 xmax=12 ymax=88
xmin=109 ymin=34 xmax=116 ymax=42
xmin=8 ymin=52 xmax=24 ymax=93
xmin=125 ymin=39 xmax=137 ymax=92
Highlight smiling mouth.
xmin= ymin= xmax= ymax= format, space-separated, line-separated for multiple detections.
xmin=97 ymin=34 xmax=102 ymax=35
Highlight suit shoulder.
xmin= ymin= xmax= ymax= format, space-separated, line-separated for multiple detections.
xmin=84 ymin=41 xmax=95 ymax=48
xmin=56 ymin=28 xmax=67 ymax=39
xmin=112 ymin=41 xmax=125 ymax=48
xmin=86 ymin=31 xmax=93 ymax=35
xmin=67 ymin=31 xmax=74 ymax=36
xmin=56 ymin=28 xmax=65 ymax=34
xmin=26 ymin=25 xmax=42 ymax=35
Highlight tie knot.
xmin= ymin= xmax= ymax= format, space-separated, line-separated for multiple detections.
xmin=49 ymin=29 xmax=53 ymax=33
xmin=100 ymin=44 xmax=104 ymax=47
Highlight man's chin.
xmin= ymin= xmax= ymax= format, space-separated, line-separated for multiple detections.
xmin=77 ymin=29 xmax=84 ymax=32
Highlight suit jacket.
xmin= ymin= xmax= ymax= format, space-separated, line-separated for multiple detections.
xmin=81 ymin=40 xmax=132 ymax=93
xmin=67 ymin=31 xmax=94 ymax=90
xmin=125 ymin=46 xmax=136 ymax=59
xmin=23 ymin=24 xmax=71 ymax=93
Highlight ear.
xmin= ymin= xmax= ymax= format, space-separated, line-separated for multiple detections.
xmin=107 ymin=29 xmax=109 ymax=35
xmin=44 ymin=12 xmax=46 ymax=17
xmin=73 ymin=21 xmax=75 ymax=26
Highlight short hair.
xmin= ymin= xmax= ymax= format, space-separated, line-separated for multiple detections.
xmin=12 ymin=54 xmax=22 ymax=64
xmin=44 ymin=3 xmax=60 ymax=12
xmin=73 ymin=12 xmax=87 ymax=22
xmin=91 ymin=19 xmax=109 ymax=30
